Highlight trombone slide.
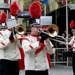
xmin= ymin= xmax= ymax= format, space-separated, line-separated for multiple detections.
xmin=49 ymin=38 xmax=66 ymax=44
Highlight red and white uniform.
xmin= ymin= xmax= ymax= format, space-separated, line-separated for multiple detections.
xmin=69 ymin=36 xmax=75 ymax=51
xmin=0 ymin=29 xmax=21 ymax=60
xmin=22 ymin=34 xmax=55 ymax=71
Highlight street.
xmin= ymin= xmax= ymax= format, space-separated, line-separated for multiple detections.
xmin=19 ymin=64 xmax=72 ymax=75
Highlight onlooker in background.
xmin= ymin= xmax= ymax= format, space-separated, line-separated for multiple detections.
xmin=68 ymin=33 xmax=72 ymax=42
xmin=62 ymin=33 xmax=66 ymax=38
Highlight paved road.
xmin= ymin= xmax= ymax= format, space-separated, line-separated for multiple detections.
xmin=49 ymin=64 xmax=72 ymax=75
xmin=19 ymin=64 xmax=73 ymax=75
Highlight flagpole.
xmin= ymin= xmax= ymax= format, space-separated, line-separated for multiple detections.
xmin=43 ymin=0 xmax=48 ymax=16
xmin=44 ymin=4 xmax=46 ymax=16
xmin=66 ymin=0 xmax=69 ymax=66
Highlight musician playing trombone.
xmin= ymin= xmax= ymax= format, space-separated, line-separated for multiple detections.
xmin=22 ymin=23 xmax=55 ymax=75
xmin=0 ymin=23 xmax=22 ymax=75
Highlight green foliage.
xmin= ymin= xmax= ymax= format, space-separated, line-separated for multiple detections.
xmin=71 ymin=0 xmax=75 ymax=4
xmin=23 ymin=0 xmax=50 ymax=15
xmin=23 ymin=0 xmax=45 ymax=14
xmin=68 ymin=0 xmax=75 ymax=4
xmin=23 ymin=0 xmax=33 ymax=11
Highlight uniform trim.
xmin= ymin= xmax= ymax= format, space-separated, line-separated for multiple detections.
xmin=18 ymin=47 xmax=25 ymax=70
xmin=46 ymin=53 xmax=52 ymax=68
xmin=52 ymin=46 xmax=54 ymax=49
xmin=29 ymin=45 xmax=33 ymax=49
xmin=23 ymin=38 xmax=30 ymax=41
xmin=18 ymin=37 xmax=30 ymax=41
xmin=1 ymin=42 xmax=5 ymax=45
xmin=35 ymin=42 xmax=45 ymax=55
xmin=0 ymin=32 xmax=5 ymax=45
xmin=0 ymin=32 xmax=3 ymax=36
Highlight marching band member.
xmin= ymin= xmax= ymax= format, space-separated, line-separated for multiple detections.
xmin=22 ymin=23 xmax=55 ymax=75
xmin=17 ymin=33 xmax=25 ymax=70
xmin=9 ymin=1 xmax=25 ymax=71
xmin=69 ymin=20 xmax=75 ymax=75
xmin=0 ymin=1 xmax=24 ymax=75
xmin=62 ymin=20 xmax=75 ymax=75
xmin=0 ymin=23 xmax=21 ymax=75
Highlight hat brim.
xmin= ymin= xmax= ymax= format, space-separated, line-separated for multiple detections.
xmin=0 ymin=23 xmax=7 ymax=29
xmin=30 ymin=23 xmax=40 ymax=27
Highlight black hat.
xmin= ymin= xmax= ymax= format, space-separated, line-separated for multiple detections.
xmin=30 ymin=23 xmax=40 ymax=27
xmin=0 ymin=23 xmax=7 ymax=29
xmin=71 ymin=26 xmax=75 ymax=32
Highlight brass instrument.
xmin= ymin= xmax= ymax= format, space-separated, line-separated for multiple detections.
xmin=39 ymin=24 xmax=66 ymax=43
xmin=47 ymin=24 xmax=59 ymax=37
xmin=47 ymin=24 xmax=65 ymax=39
xmin=15 ymin=24 xmax=26 ymax=35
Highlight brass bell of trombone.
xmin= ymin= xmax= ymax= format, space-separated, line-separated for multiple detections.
xmin=47 ymin=24 xmax=66 ymax=42
xmin=15 ymin=24 xmax=26 ymax=35
xmin=47 ymin=24 xmax=59 ymax=37
xmin=39 ymin=24 xmax=59 ymax=37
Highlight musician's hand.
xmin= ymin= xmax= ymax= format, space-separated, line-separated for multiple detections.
xmin=60 ymin=42 xmax=65 ymax=44
xmin=40 ymin=34 xmax=49 ymax=43
xmin=9 ymin=31 xmax=14 ymax=41
xmin=45 ymin=38 xmax=50 ymax=43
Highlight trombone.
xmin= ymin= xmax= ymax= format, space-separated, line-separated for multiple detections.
xmin=15 ymin=24 xmax=26 ymax=35
xmin=39 ymin=24 xmax=66 ymax=43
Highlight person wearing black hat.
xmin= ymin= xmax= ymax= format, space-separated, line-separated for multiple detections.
xmin=22 ymin=23 xmax=55 ymax=75
xmin=0 ymin=23 xmax=21 ymax=75
xmin=0 ymin=19 xmax=21 ymax=75
xmin=0 ymin=4 xmax=22 ymax=75
xmin=59 ymin=20 xmax=75 ymax=75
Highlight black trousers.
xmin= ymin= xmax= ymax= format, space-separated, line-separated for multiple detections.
xmin=25 ymin=70 xmax=48 ymax=75
xmin=72 ymin=52 xmax=75 ymax=75
xmin=0 ymin=59 xmax=19 ymax=75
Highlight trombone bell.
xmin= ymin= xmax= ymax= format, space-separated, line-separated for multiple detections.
xmin=48 ymin=24 xmax=59 ymax=37
xmin=15 ymin=24 xmax=26 ymax=35
xmin=48 ymin=31 xmax=58 ymax=37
